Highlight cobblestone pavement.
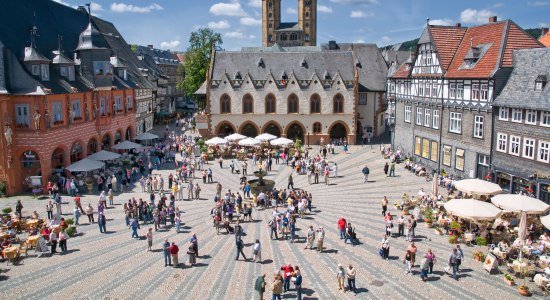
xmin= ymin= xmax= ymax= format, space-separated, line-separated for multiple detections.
xmin=0 ymin=127 xmax=528 ymax=299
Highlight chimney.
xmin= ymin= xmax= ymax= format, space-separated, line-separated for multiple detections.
xmin=455 ymin=23 xmax=461 ymax=27
xmin=542 ymin=27 xmax=549 ymax=37
xmin=488 ymin=16 xmax=497 ymax=23
xmin=328 ymin=40 xmax=337 ymax=50
xmin=148 ymin=45 xmax=154 ymax=49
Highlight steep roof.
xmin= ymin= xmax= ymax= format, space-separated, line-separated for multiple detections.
xmin=540 ymin=31 xmax=550 ymax=47
xmin=427 ymin=25 xmax=467 ymax=71
xmin=276 ymin=22 xmax=301 ymax=32
xmin=493 ymin=47 xmax=550 ymax=110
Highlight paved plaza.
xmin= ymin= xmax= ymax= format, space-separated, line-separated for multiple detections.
xmin=0 ymin=134 xmax=529 ymax=300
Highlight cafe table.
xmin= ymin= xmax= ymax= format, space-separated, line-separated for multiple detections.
xmin=26 ymin=219 xmax=39 ymax=228
xmin=2 ymin=246 xmax=18 ymax=264
xmin=26 ymin=235 xmax=40 ymax=248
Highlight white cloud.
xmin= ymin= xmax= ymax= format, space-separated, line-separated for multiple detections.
xmin=247 ymin=0 xmax=262 ymax=7
xmin=208 ymin=20 xmax=231 ymax=29
xmin=209 ymin=2 xmax=248 ymax=17
xmin=528 ymin=1 xmax=550 ymax=6
xmin=318 ymin=5 xmax=333 ymax=13
xmin=286 ymin=7 xmax=297 ymax=14
xmin=350 ymin=10 xmax=373 ymax=18
xmin=353 ymin=39 xmax=366 ymax=43
xmin=90 ymin=2 xmax=103 ymax=11
xmin=329 ymin=0 xmax=378 ymax=4
xmin=429 ymin=18 xmax=453 ymax=26
xmin=224 ymin=31 xmax=255 ymax=39
xmin=111 ymin=2 xmax=163 ymax=13
xmin=240 ymin=17 xmax=261 ymax=26
xmin=160 ymin=40 xmax=180 ymax=50
xmin=378 ymin=35 xmax=391 ymax=45
xmin=459 ymin=9 xmax=497 ymax=24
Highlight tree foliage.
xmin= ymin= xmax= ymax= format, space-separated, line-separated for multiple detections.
xmin=178 ymin=28 xmax=223 ymax=99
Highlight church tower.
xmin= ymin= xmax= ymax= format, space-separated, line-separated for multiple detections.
xmin=298 ymin=0 xmax=316 ymax=46
xmin=262 ymin=0 xmax=281 ymax=47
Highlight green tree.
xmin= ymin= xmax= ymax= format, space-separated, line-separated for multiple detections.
xmin=178 ymin=28 xmax=223 ymax=99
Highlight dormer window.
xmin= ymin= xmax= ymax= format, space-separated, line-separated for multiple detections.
xmin=460 ymin=43 xmax=492 ymax=70
xmin=60 ymin=66 xmax=68 ymax=76
xmin=41 ymin=64 xmax=49 ymax=81
xmin=281 ymin=72 xmax=288 ymax=80
xmin=257 ymin=58 xmax=265 ymax=68
xmin=301 ymin=58 xmax=307 ymax=68
xmin=536 ymin=75 xmax=547 ymax=91
xmin=31 ymin=65 xmax=40 ymax=76
xmin=234 ymin=71 xmax=242 ymax=80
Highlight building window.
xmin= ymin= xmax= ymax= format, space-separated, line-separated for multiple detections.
xmin=418 ymin=81 xmax=424 ymax=96
xmin=425 ymin=82 xmax=431 ymax=97
xmin=415 ymin=136 xmax=421 ymax=156
xmin=52 ymin=102 xmax=63 ymax=124
xmin=424 ymin=108 xmax=431 ymax=127
xmin=126 ymin=96 xmax=133 ymax=109
xmin=31 ymin=65 xmax=40 ymax=76
xmin=416 ymin=107 xmax=422 ymax=125
xmin=526 ymin=110 xmax=537 ymax=125
xmin=431 ymin=82 xmax=438 ymax=97
xmin=359 ymin=94 xmax=367 ymax=105
xmin=115 ymin=96 xmax=123 ymax=112
xmin=99 ymin=97 xmax=106 ymax=115
xmin=432 ymin=109 xmax=439 ymax=129
xmin=457 ymin=83 xmax=464 ymax=99
xmin=455 ymin=148 xmax=465 ymax=171
xmin=473 ymin=115 xmax=484 ymax=138
xmin=290 ymin=33 xmax=298 ymax=41
xmin=499 ymin=107 xmax=509 ymax=121
xmin=449 ymin=112 xmax=462 ymax=134
xmin=512 ymin=108 xmax=522 ymax=123
xmin=443 ymin=145 xmax=452 ymax=166
xmin=310 ymin=94 xmax=321 ymax=113
xmin=509 ymin=135 xmax=521 ymax=156
xmin=333 ymin=94 xmax=344 ymax=113
xmin=313 ymin=122 xmax=322 ymax=134
xmin=220 ymin=94 xmax=231 ymax=114
xmin=305 ymin=34 xmax=309 ymax=41
xmin=404 ymin=106 xmax=411 ymax=123
xmin=431 ymin=141 xmax=438 ymax=162
xmin=480 ymin=84 xmax=488 ymax=101
xmin=542 ymin=111 xmax=550 ymax=127
xmin=41 ymin=64 xmax=49 ymax=81
xmin=15 ymin=104 xmax=30 ymax=127
xmin=539 ymin=141 xmax=550 ymax=163
xmin=449 ymin=83 xmax=456 ymax=98
xmin=497 ymin=133 xmax=508 ymax=153
xmin=422 ymin=138 xmax=430 ymax=158
xmin=287 ymin=94 xmax=298 ymax=113
xmin=265 ymin=94 xmax=276 ymax=114
xmin=71 ymin=100 xmax=82 ymax=119
xmin=242 ymin=94 xmax=253 ymax=114
xmin=523 ymin=138 xmax=535 ymax=159
xmin=472 ymin=83 xmax=480 ymax=100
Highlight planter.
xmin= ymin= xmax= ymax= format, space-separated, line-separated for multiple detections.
xmin=86 ymin=183 xmax=94 ymax=192
xmin=504 ymin=278 xmax=515 ymax=286
xmin=518 ymin=286 xmax=530 ymax=296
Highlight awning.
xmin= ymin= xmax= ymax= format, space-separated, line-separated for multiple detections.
xmin=65 ymin=158 xmax=105 ymax=173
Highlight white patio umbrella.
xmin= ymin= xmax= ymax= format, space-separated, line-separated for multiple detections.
xmin=518 ymin=211 xmax=528 ymax=261
xmin=255 ymin=133 xmax=277 ymax=141
xmin=238 ymin=137 xmax=261 ymax=146
xmin=225 ymin=133 xmax=247 ymax=141
xmin=270 ymin=137 xmax=293 ymax=146
xmin=112 ymin=140 xmax=143 ymax=150
xmin=205 ymin=137 xmax=228 ymax=145
xmin=432 ymin=175 xmax=439 ymax=196
xmin=65 ymin=158 xmax=105 ymax=172
xmin=491 ymin=194 xmax=550 ymax=215
xmin=443 ymin=198 xmax=501 ymax=220
xmin=454 ymin=178 xmax=502 ymax=197
xmin=540 ymin=214 xmax=550 ymax=229
xmin=135 ymin=132 xmax=159 ymax=140
xmin=87 ymin=150 xmax=121 ymax=161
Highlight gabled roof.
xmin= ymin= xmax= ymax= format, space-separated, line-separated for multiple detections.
xmin=391 ymin=60 xmax=413 ymax=78
xmin=427 ymin=25 xmax=467 ymax=71
xmin=276 ymin=22 xmax=301 ymax=32
xmin=540 ymin=31 xmax=550 ymax=47
xmin=493 ymin=47 xmax=550 ymax=110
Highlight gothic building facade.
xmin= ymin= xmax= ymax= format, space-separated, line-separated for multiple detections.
xmin=262 ymin=0 xmax=317 ymax=47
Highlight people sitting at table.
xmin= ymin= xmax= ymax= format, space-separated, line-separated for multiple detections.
xmin=7 ymin=228 xmax=16 ymax=239
xmin=498 ymin=240 xmax=510 ymax=252
xmin=526 ymin=237 xmax=534 ymax=247
xmin=29 ymin=226 xmax=39 ymax=236
xmin=41 ymin=227 xmax=51 ymax=240
xmin=1 ymin=237 xmax=11 ymax=248
xmin=472 ymin=224 xmax=480 ymax=237
xmin=540 ymin=232 xmax=550 ymax=248
xmin=32 ymin=210 xmax=39 ymax=220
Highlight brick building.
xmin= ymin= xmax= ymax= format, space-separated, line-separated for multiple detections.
xmin=262 ymin=0 xmax=317 ymax=47
xmin=0 ymin=0 xmax=155 ymax=195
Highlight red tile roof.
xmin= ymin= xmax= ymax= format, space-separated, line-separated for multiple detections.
xmin=502 ymin=23 xmax=543 ymax=66
xmin=428 ymin=26 xmax=467 ymax=71
xmin=540 ymin=32 xmax=550 ymax=47
xmin=392 ymin=61 xmax=412 ymax=78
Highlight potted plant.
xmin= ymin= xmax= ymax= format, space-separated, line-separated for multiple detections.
xmin=448 ymin=235 xmax=458 ymax=244
xmin=424 ymin=208 xmax=434 ymax=227
xmin=65 ymin=218 xmax=75 ymax=226
xmin=476 ymin=237 xmax=488 ymax=247
xmin=66 ymin=226 xmax=77 ymax=237
xmin=472 ymin=249 xmax=485 ymax=261
xmin=2 ymin=207 xmax=12 ymax=217
xmin=85 ymin=176 xmax=95 ymax=193
xmin=450 ymin=221 xmax=462 ymax=236
xmin=518 ymin=285 xmax=530 ymax=296
xmin=504 ymin=273 xmax=515 ymax=286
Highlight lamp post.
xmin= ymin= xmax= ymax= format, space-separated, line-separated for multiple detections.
xmin=386 ymin=99 xmax=396 ymax=151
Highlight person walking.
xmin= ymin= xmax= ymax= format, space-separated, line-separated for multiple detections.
xmin=280 ymin=263 xmax=294 ymax=292
xmin=304 ymin=225 xmax=316 ymax=250
xmin=288 ymin=173 xmax=294 ymax=190
xmin=337 ymin=264 xmax=345 ymax=291
xmin=455 ymin=245 xmax=464 ymax=273
xmin=73 ymin=206 xmax=80 ymax=225
xmin=362 ymin=165 xmax=369 ymax=183
xmin=381 ymin=235 xmax=390 ymax=260
xmin=169 ymin=242 xmax=179 ymax=267
xmin=207 ymin=167 xmax=213 ymax=183
xmin=383 ymin=162 xmax=389 ymax=177
xmin=187 ymin=242 xmax=197 ymax=266
xmin=49 ymin=230 xmax=58 ymax=254
xmin=269 ymin=218 xmax=278 ymax=240
xmin=381 ymin=196 xmax=388 ymax=216
xmin=98 ymin=213 xmax=107 ymax=233
xmin=425 ymin=249 xmax=437 ymax=274
xmin=235 ymin=237 xmax=247 ymax=261
xmin=86 ymin=203 xmax=94 ymax=223
xmin=254 ymin=274 xmax=266 ymax=300
xmin=46 ymin=201 xmax=53 ymax=220
xmin=420 ymin=256 xmax=430 ymax=281
xmin=389 ymin=161 xmax=396 ymax=177
xmin=58 ymin=230 xmax=68 ymax=253
xmin=271 ymin=274 xmax=283 ymax=300
xmin=346 ymin=264 xmax=357 ymax=294
xmin=407 ymin=242 xmax=418 ymax=268
xmin=404 ymin=250 xmax=412 ymax=274
xmin=163 ymin=239 xmax=172 ymax=267
xmin=253 ymin=239 xmax=262 ymax=263
xmin=338 ymin=216 xmax=347 ymax=240
xmin=146 ymin=228 xmax=153 ymax=252
xmin=448 ymin=248 xmax=458 ymax=280
xmin=345 ymin=223 xmax=356 ymax=246
xmin=294 ymin=267 xmax=303 ymax=300
xmin=316 ymin=226 xmax=325 ymax=253
xmin=131 ymin=217 xmax=139 ymax=239
xmin=15 ymin=200 xmax=23 ymax=220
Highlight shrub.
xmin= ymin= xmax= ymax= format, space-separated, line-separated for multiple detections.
xmin=476 ymin=237 xmax=488 ymax=246
xmin=2 ymin=207 xmax=12 ymax=214
xmin=66 ymin=226 xmax=77 ymax=237
xmin=65 ymin=218 xmax=75 ymax=225
xmin=448 ymin=235 xmax=458 ymax=244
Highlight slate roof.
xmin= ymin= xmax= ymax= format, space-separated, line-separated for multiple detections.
xmin=275 ymin=22 xmax=302 ymax=32
xmin=136 ymin=46 xmax=180 ymax=66
xmin=210 ymin=42 xmax=388 ymax=92
xmin=493 ymin=47 xmax=550 ymax=110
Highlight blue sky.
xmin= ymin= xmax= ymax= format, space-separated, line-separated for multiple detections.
xmin=54 ymin=0 xmax=549 ymax=51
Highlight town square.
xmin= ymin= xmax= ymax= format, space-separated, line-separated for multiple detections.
xmin=1 ymin=0 xmax=550 ymax=299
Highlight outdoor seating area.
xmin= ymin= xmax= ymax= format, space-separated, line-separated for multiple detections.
xmin=1 ymin=212 xmax=52 ymax=265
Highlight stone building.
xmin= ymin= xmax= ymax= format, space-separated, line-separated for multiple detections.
xmin=262 ymin=0 xmax=316 ymax=47
xmin=492 ymin=47 xmax=550 ymax=202
xmin=388 ymin=17 xmax=542 ymax=179
xmin=196 ymin=42 xmax=388 ymax=145
xmin=0 ymin=0 xmax=155 ymax=195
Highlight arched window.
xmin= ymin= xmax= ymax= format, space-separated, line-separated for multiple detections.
xmin=313 ymin=122 xmax=322 ymax=134
xmin=70 ymin=142 xmax=83 ymax=163
xmin=265 ymin=94 xmax=276 ymax=114
xmin=305 ymin=12 xmax=309 ymax=17
xmin=290 ymin=33 xmax=297 ymax=41
xmin=220 ymin=94 xmax=231 ymax=114
xmin=333 ymin=94 xmax=344 ymax=113
xmin=268 ymin=34 xmax=273 ymax=42
xmin=242 ymin=94 xmax=253 ymax=114
xmin=310 ymin=94 xmax=320 ymax=113
xmin=288 ymin=94 xmax=299 ymax=113
xmin=268 ymin=23 xmax=272 ymax=29
xmin=280 ymin=33 xmax=288 ymax=41
xmin=305 ymin=34 xmax=310 ymax=41
xmin=268 ymin=13 xmax=272 ymax=18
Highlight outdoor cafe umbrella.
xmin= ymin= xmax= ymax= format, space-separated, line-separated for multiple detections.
xmin=255 ymin=133 xmax=277 ymax=141
xmin=238 ymin=137 xmax=261 ymax=146
xmin=491 ymin=194 xmax=550 ymax=215
xmin=540 ymin=214 xmax=550 ymax=229
xmin=135 ymin=132 xmax=159 ymax=140
xmin=432 ymin=175 xmax=439 ymax=196
xmin=270 ymin=137 xmax=293 ymax=146
xmin=112 ymin=140 xmax=143 ymax=150
xmin=225 ymin=133 xmax=247 ymax=141
xmin=453 ymin=178 xmax=502 ymax=197
xmin=205 ymin=137 xmax=228 ymax=145
xmin=518 ymin=211 xmax=528 ymax=261
xmin=65 ymin=158 xmax=105 ymax=173
xmin=443 ymin=198 xmax=501 ymax=220
xmin=86 ymin=150 xmax=121 ymax=161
